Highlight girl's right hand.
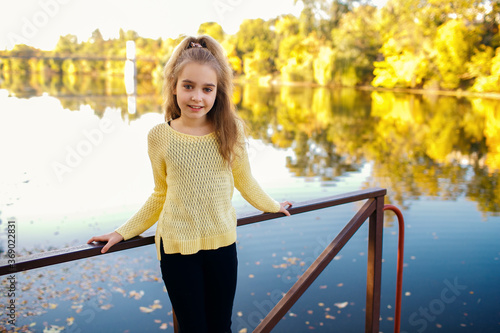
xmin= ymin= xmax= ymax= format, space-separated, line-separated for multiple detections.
xmin=87 ymin=231 xmax=124 ymax=254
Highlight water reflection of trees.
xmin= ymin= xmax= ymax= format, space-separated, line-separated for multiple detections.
xmin=237 ymin=85 xmax=500 ymax=215
xmin=0 ymin=72 xmax=162 ymax=117
xmin=3 ymin=75 xmax=500 ymax=215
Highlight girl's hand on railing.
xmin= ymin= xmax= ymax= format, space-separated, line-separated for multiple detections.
xmin=87 ymin=231 xmax=124 ymax=254
xmin=279 ymin=201 xmax=292 ymax=216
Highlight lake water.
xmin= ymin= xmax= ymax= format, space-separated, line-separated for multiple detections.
xmin=0 ymin=78 xmax=499 ymax=333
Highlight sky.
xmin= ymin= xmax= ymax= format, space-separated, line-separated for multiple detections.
xmin=0 ymin=0 xmax=305 ymax=51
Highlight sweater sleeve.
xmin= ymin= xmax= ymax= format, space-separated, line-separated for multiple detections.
xmin=115 ymin=126 xmax=167 ymax=240
xmin=232 ymin=125 xmax=281 ymax=213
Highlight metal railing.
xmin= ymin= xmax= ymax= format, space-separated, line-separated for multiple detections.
xmin=0 ymin=187 xmax=393 ymax=332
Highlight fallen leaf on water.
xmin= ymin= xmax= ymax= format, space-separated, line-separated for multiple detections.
xmin=140 ymin=300 xmax=162 ymax=313
xmin=248 ymin=274 xmax=255 ymax=278
xmin=129 ymin=290 xmax=145 ymax=300
xmin=113 ymin=287 xmax=126 ymax=296
xmin=140 ymin=306 xmax=155 ymax=313
xmin=337 ymin=283 xmax=343 ymax=287
xmin=325 ymin=315 xmax=335 ymax=320
xmin=239 ymin=329 xmax=248 ymax=333
xmin=100 ymin=304 xmax=113 ymax=310
xmin=319 ymin=285 xmax=327 ymax=289
xmin=151 ymin=300 xmax=163 ymax=310
xmin=49 ymin=303 xmax=58 ymax=309
xmin=334 ymin=302 xmax=348 ymax=309
xmin=71 ymin=304 xmax=83 ymax=313
xmin=159 ymin=323 xmax=168 ymax=330
xmin=237 ymin=311 xmax=243 ymax=317
xmin=289 ymin=312 xmax=297 ymax=317
xmin=318 ymin=302 xmax=325 ymax=307
xmin=285 ymin=257 xmax=300 ymax=265
xmin=43 ymin=325 xmax=65 ymax=333
xmin=66 ymin=317 xmax=74 ymax=326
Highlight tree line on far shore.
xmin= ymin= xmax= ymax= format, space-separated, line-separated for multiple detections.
xmin=1 ymin=0 xmax=499 ymax=93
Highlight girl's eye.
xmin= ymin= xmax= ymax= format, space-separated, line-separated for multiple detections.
xmin=183 ymin=84 xmax=192 ymax=89
xmin=204 ymin=88 xmax=213 ymax=93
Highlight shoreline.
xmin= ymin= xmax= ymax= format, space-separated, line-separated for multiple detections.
xmin=3 ymin=74 xmax=500 ymax=101
xmin=234 ymin=76 xmax=500 ymax=100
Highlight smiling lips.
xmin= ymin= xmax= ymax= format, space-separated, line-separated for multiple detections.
xmin=189 ymin=105 xmax=203 ymax=110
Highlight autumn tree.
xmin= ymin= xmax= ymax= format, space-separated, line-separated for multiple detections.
xmin=331 ymin=4 xmax=381 ymax=86
xmin=235 ymin=18 xmax=276 ymax=78
xmin=198 ymin=22 xmax=225 ymax=42
xmin=434 ymin=19 xmax=480 ymax=89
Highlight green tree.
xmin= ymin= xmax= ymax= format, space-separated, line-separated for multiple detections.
xmin=235 ymin=19 xmax=276 ymax=77
xmin=331 ymin=4 xmax=381 ymax=86
xmin=294 ymin=0 xmax=351 ymax=39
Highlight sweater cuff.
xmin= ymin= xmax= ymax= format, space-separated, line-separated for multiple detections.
xmin=115 ymin=226 xmax=133 ymax=241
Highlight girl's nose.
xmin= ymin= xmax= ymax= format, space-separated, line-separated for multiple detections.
xmin=191 ymin=92 xmax=202 ymax=102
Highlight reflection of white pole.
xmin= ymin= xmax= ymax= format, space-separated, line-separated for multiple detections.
xmin=125 ymin=40 xmax=137 ymax=114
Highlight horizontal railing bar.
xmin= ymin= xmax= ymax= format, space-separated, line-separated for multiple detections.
xmin=0 ymin=187 xmax=386 ymax=276
xmin=254 ymin=198 xmax=377 ymax=332
xmin=237 ymin=187 xmax=386 ymax=226
xmin=0 ymin=231 xmax=156 ymax=276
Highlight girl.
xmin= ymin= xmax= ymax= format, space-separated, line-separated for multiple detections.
xmin=87 ymin=35 xmax=291 ymax=333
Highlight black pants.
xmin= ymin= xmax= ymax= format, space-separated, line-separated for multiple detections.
xmin=160 ymin=240 xmax=238 ymax=333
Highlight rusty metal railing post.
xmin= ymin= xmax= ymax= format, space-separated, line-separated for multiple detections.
xmin=365 ymin=195 xmax=384 ymax=332
xmin=253 ymin=198 xmax=377 ymax=333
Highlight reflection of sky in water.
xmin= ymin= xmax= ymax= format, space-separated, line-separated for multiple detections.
xmin=0 ymin=91 xmax=368 ymax=252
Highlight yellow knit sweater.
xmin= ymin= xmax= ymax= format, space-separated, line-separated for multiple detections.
xmin=115 ymin=122 xmax=281 ymax=258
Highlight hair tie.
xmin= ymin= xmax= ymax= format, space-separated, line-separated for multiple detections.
xmin=189 ymin=42 xmax=203 ymax=49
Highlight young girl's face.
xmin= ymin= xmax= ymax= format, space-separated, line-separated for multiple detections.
xmin=174 ymin=62 xmax=217 ymax=122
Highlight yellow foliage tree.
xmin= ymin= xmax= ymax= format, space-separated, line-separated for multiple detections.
xmin=372 ymin=44 xmax=428 ymax=88
xmin=471 ymin=47 xmax=500 ymax=92
xmin=434 ymin=19 xmax=478 ymax=89
xmin=313 ymin=46 xmax=335 ymax=85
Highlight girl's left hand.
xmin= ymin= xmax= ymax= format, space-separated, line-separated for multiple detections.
xmin=279 ymin=201 xmax=292 ymax=216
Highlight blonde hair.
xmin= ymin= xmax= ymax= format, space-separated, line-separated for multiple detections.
xmin=162 ymin=35 xmax=242 ymax=165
